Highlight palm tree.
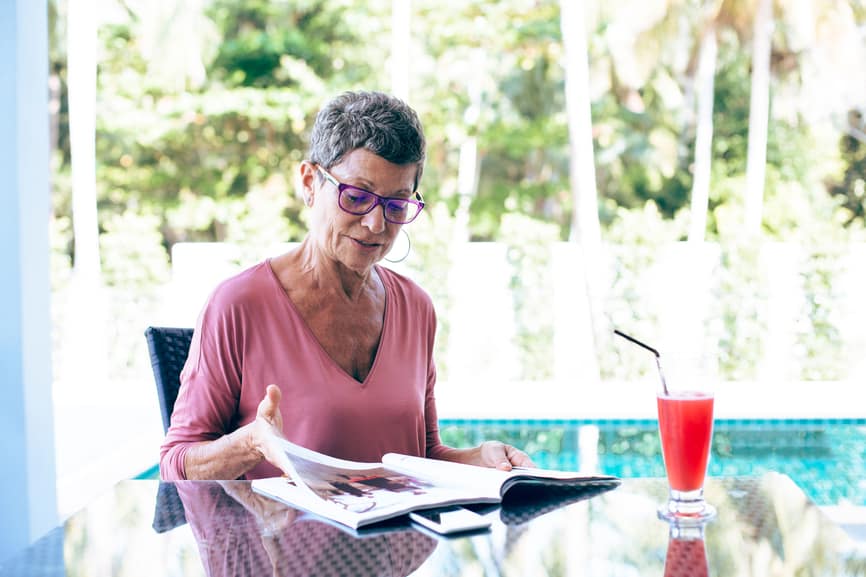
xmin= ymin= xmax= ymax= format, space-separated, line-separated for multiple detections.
xmin=688 ymin=9 xmax=719 ymax=243
xmin=743 ymin=0 xmax=773 ymax=236
xmin=560 ymin=0 xmax=602 ymax=384
xmin=67 ymin=0 xmax=100 ymax=279
xmin=744 ymin=0 xmax=865 ymax=235
xmin=63 ymin=0 xmax=108 ymax=390
xmin=592 ymin=0 xmax=721 ymax=242
xmin=391 ymin=0 xmax=411 ymax=100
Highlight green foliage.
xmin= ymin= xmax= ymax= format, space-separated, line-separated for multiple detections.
xmin=715 ymin=241 xmax=767 ymax=380
xmin=601 ymin=202 xmax=685 ymax=380
xmin=47 ymin=0 xmax=866 ymax=387
xmin=593 ymin=89 xmax=690 ymax=223
xmin=88 ymin=0 xmax=394 ymax=260
xmin=206 ymin=0 xmax=367 ymax=87
xmin=95 ymin=88 xmax=310 ymax=246
xmin=711 ymin=31 xmax=752 ymax=180
xmin=394 ymin=204 xmax=459 ymax=380
xmin=415 ymin=0 xmax=573 ymax=239
xmin=828 ymin=110 xmax=866 ymax=227
xmin=797 ymin=245 xmax=847 ymax=380
xmin=100 ymin=210 xmax=170 ymax=287
xmin=49 ymin=152 xmax=74 ymax=289
xmin=502 ymin=214 xmax=559 ymax=380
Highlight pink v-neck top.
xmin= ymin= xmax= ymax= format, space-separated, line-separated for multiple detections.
xmin=159 ymin=260 xmax=449 ymax=480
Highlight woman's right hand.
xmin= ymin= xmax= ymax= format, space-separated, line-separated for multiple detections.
xmin=248 ymin=384 xmax=296 ymax=477
xmin=181 ymin=384 xmax=295 ymax=480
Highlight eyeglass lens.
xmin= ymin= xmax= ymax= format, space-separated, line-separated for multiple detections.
xmin=339 ymin=187 xmax=420 ymax=224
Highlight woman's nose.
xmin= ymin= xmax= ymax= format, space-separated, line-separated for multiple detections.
xmin=361 ymin=205 xmax=387 ymax=233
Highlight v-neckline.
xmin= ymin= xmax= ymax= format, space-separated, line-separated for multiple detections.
xmin=266 ymin=260 xmax=389 ymax=386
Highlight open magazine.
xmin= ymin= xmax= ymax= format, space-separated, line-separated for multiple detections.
xmin=251 ymin=439 xmax=621 ymax=530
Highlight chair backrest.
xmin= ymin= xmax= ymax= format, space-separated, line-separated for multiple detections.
xmin=145 ymin=326 xmax=194 ymax=433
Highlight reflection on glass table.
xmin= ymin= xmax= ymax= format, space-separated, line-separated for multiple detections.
xmin=177 ymin=480 xmax=437 ymax=576
xmin=2 ymin=474 xmax=865 ymax=576
xmin=663 ymin=517 xmax=710 ymax=577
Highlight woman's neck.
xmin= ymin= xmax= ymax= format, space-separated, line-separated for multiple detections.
xmin=287 ymin=239 xmax=379 ymax=302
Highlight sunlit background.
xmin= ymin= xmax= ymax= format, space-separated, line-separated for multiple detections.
xmin=45 ymin=0 xmax=866 ymax=525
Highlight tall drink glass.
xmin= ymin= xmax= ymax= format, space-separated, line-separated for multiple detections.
xmin=663 ymin=518 xmax=710 ymax=577
xmin=656 ymin=354 xmax=716 ymax=522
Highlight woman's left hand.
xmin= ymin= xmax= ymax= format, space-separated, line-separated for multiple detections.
xmin=477 ymin=441 xmax=535 ymax=471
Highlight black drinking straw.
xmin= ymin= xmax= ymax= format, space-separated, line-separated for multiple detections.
xmin=613 ymin=329 xmax=670 ymax=395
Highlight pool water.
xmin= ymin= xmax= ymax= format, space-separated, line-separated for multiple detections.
xmin=438 ymin=419 xmax=866 ymax=506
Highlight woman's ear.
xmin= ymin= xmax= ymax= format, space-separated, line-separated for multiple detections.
xmin=298 ymin=161 xmax=317 ymax=207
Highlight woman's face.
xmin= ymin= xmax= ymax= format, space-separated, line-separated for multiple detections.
xmin=303 ymin=148 xmax=419 ymax=274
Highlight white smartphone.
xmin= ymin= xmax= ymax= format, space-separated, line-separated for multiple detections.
xmin=409 ymin=506 xmax=491 ymax=535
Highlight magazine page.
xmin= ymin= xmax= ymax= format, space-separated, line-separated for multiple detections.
xmin=278 ymin=438 xmax=451 ymax=506
xmin=252 ymin=473 xmax=478 ymax=529
xmin=382 ymin=453 xmax=620 ymax=498
xmin=381 ymin=453 xmax=507 ymax=498
xmin=498 ymin=466 xmax=620 ymax=493
xmin=278 ymin=437 xmax=385 ymax=473
xmin=253 ymin=439 xmax=491 ymax=528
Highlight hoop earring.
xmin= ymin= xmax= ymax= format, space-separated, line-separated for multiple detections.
xmin=384 ymin=228 xmax=411 ymax=264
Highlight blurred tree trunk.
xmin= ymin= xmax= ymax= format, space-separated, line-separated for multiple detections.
xmin=67 ymin=0 xmax=100 ymax=277
xmin=391 ymin=0 xmax=410 ymax=101
xmin=561 ymin=3 xmax=601 ymax=249
xmin=65 ymin=0 xmax=107 ymax=388
xmin=454 ymin=50 xmax=484 ymax=243
xmin=560 ymin=0 xmax=601 ymax=383
xmin=138 ymin=0 xmax=210 ymax=90
xmin=744 ymin=0 xmax=773 ymax=235
xmin=688 ymin=21 xmax=718 ymax=243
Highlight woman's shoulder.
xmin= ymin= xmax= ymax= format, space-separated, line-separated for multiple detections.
xmin=377 ymin=266 xmax=434 ymax=307
xmin=205 ymin=260 xmax=280 ymax=311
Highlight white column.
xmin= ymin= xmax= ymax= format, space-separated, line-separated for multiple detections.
xmin=0 ymin=0 xmax=58 ymax=561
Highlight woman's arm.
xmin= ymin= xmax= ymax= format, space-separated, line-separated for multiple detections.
xmin=180 ymin=385 xmax=295 ymax=480
xmin=433 ymin=441 xmax=535 ymax=471
xmin=161 ymin=275 xmax=293 ymax=481
xmin=181 ymin=424 xmax=264 ymax=481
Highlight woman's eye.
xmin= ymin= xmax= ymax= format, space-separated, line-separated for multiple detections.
xmin=386 ymin=201 xmax=408 ymax=215
xmin=346 ymin=190 xmax=369 ymax=204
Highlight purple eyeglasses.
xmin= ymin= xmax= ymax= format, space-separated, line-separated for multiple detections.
xmin=317 ymin=165 xmax=425 ymax=224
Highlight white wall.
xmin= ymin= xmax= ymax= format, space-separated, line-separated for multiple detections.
xmin=165 ymin=240 xmax=866 ymax=419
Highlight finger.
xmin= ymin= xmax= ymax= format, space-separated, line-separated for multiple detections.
xmin=507 ymin=447 xmax=535 ymax=468
xmin=257 ymin=384 xmax=281 ymax=421
xmin=485 ymin=442 xmax=512 ymax=471
xmin=266 ymin=384 xmax=281 ymax=406
xmin=265 ymin=438 xmax=297 ymax=479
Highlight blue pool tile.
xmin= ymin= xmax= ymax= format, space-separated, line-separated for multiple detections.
xmin=439 ymin=418 xmax=866 ymax=506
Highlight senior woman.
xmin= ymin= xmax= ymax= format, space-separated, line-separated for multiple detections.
xmin=160 ymin=90 xmax=533 ymax=481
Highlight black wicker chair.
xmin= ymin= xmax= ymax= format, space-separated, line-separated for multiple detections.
xmin=144 ymin=326 xmax=194 ymax=433
xmin=144 ymin=326 xmax=194 ymax=533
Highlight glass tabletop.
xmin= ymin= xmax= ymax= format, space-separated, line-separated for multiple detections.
xmin=2 ymin=474 xmax=864 ymax=576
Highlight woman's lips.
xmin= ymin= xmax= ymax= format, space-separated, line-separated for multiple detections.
xmin=351 ymin=237 xmax=382 ymax=249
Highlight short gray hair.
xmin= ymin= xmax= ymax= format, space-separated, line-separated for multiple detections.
xmin=308 ymin=91 xmax=426 ymax=190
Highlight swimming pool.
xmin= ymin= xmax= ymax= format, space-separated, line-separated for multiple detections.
xmin=438 ymin=418 xmax=866 ymax=506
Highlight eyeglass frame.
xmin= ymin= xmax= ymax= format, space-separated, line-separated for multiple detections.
xmin=316 ymin=165 xmax=425 ymax=224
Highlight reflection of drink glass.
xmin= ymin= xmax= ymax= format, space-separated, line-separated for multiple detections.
xmin=663 ymin=519 xmax=709 ymax=577
xmin=656 ymin=354 xmax=716 ymax=521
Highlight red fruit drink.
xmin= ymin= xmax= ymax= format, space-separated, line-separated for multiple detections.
xmin=663 ymin=533 xmax=709 ymax=577
xmin=657 ymin=392 xmax=714 ymax=492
